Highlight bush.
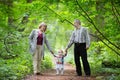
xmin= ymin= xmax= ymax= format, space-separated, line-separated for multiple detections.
xmin=41 ymin=55 xmax=53 ymax=71
xmin=0 ymin=64 xmax=30 ymax=80
xmin=105 ymin=74 xmax=120 ymax=80
xmin=0 ymin=52 xmax=53 ymax=80
xmin=0 ymin=51 xmax=33 ymax=80
xmin=65 ymin=54 xmax=74 ymax=65
xmin=102 ymin=60 xmax=120 ymax=68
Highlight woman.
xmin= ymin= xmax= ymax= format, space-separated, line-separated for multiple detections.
xmin=29 ymin=22 xmax=55 ymax=75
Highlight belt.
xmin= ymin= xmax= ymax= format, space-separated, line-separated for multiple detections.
xmin=75 ymin=43 xmax=86 ymax=44
xmin=74 ymin=41 xmax=80 ymax=43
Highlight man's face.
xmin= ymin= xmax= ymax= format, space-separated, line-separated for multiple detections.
xmin=74 ymin=22 xmax=79 ymax=28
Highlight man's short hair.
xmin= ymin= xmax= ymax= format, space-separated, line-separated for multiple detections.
xmin=74 ymin=19 xmax=81 ymax=25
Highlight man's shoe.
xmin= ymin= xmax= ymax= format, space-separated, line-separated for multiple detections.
xmin=86 ymin=75 xmax=90 ymax=77
xmin=77 ymin=74 xmax=82 ymax=76
xmin=35 ymin=72 xmax=43 ymax=75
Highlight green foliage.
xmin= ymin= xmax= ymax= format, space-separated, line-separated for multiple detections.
xmin=0 ymin=54 xmax=32 ymax=80
xmin=0 ymin=0 xmax=120 ymax=79
xmin=41 ymin=55 xmax=53 ymax=71
xmin=102 ymin=60 xmax=120 ymax=68
xmin=0 ymin=53 xmax=53 ymax=80
xmin=88 ymin=42 xmax=120 ymax=78
xmin=65 ymin=54 xmax=74 ymax=65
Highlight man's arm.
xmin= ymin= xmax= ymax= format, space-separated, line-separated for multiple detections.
xmin=65 ymin=31 xmax=75 ymax=52
xmin=85 ymin=28 xmax=90 ymax=49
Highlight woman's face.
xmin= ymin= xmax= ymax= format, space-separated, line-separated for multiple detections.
xmin=40 ymin=26 xmax=47 ymax=32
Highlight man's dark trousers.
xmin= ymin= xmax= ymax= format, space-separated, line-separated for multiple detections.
xmin=74 ymin=43 xmax=91 ymax=76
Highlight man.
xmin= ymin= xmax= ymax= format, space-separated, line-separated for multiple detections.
xmin=65 ymin=19 xmax=91 ymax=76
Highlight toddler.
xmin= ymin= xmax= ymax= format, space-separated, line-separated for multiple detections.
xmin=54 ymin=49 xmax=66 ymax=75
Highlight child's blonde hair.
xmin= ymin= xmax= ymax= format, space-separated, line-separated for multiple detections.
xmin=58 ymin=49 xmax=63 ymax=53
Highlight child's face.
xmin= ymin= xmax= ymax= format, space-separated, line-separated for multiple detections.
xmin=58 ymin=53 xmax=63 ymax=56
xmin=58 ymin=50 xmax=63 ymax=56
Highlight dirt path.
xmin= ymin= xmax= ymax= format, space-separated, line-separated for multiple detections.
xmin=25 ymin=63 xmax=96 ymax=80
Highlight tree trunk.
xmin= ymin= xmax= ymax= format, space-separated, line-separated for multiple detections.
xmin=95 ymin=0 xmax=105 ymax=41
xmin=7 ymin=0 xmax=13 ymax=26
xmin=56 ymin=0 xmax=60 ymax=9
xmin=95 ymin=0 xmax=105 ymax=28
xmin=27 ymin=0 xmax=32 ymax=3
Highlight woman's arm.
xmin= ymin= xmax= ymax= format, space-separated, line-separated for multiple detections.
xmin=44 ymin=34 xmax=55 ymax=56
xmin=44 ymin=35 xmax=52 ymax=51
xmin=29 ymin=29 xmax=35 ymax=44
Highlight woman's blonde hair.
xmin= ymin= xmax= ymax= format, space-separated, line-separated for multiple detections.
xmin=39 ymin=22 xmax=47 ymax=31
xmin=39 ymin=22 xmax=47 ymax=28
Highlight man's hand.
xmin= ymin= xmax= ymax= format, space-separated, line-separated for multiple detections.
xmin=86 ymin=47 xmax=89 ymax=50
xmin=64 ymin=48 xmax=68 ymax=56
xmin=65 ymin=48 xmax=68 ymax=53
xmin=64 ymin=52 xmax=67 ymax=56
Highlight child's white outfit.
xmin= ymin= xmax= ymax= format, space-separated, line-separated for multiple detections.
xmin=55 ymin=55 xmax=65 ymax=75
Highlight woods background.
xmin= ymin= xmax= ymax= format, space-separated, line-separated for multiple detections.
xmin=0 ymin=0 xmax=120 ymax=80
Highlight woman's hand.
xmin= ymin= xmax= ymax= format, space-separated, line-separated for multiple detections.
xmin=50 ymin=51 xmax=54 ymax=54
xmin=86 ymin=46 xmax=89 ymax=50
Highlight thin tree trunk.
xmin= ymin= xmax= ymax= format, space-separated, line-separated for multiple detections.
xmin=27 ymin=0 xmax=32 ymax=3
xmin=7 ymin=0 xmax=13 ymax=26
xmin=95 ymin=0 xmax=105 ymax=28
xmin=95 ymin=0 xmax=105 ymax=41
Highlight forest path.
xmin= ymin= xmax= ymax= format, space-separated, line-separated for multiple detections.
xmin=24 ymin=63 xmax=96 ymax=80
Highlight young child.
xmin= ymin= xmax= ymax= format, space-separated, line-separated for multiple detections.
xmin=54 ymin=49 xmax=66 ymax=75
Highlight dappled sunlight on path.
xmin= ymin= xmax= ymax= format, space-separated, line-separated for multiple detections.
xmin=25 ymin=63 xmax=96 ymax=80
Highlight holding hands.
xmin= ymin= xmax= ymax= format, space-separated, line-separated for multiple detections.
xmin=64 ymin=48 xmax=68 ymax=56
xmin=50 ymin=51 xmax=56 ymax=57
xmin=51 ymin=49 xmax=68 ymax=58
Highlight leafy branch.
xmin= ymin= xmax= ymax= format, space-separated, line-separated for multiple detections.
xmin=38 ymin=4 xmax=74 ymax=26
xmin=3 ymin=33 xmax=18 ymax=59
xmin=28 ymin=3 xmax=120 ymax=56
xmin=74 ymin=0 xmax=120 ymax=55
xmin=111 ymin=1 xmax=120 ymax=26
xmin=90 ymin=33 xmax=120 ymax=56
xmin=4 ymin=33 xmax=11 ymax=53
xmin=111 ymin=0 xmax=120 ymax=17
